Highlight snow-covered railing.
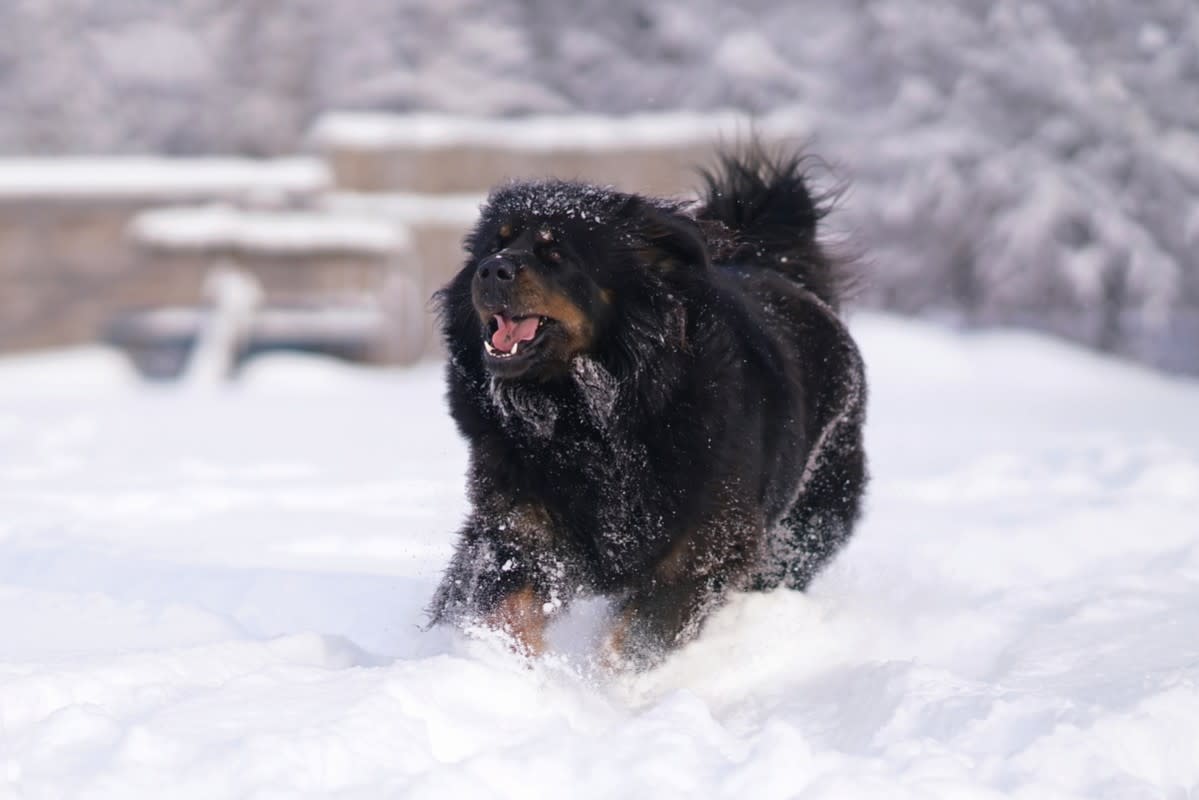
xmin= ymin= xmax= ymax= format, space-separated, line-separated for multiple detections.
xmin=130 ymin=204 xmax=409 ymax=257
xmin=106 ymin=300 xmax=398 ymax=380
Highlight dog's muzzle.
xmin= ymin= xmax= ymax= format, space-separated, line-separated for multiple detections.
xmin=473 ymin=252 xmax=528 ymax=309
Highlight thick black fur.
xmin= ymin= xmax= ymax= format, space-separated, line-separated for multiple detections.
xmin=428 ymin=146 xmax=868 ymax=666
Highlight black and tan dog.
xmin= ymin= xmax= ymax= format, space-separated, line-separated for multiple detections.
xmin=429 ymin=147 xmax=867 ymax=666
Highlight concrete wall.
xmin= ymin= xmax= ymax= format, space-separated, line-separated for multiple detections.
xmin=0 ymin=198 xmax=149 ymax=350
xmin=320 ymin=141 xmax=722 ymax=197
xmin=309 ymin=112 xmax=764 ymax=197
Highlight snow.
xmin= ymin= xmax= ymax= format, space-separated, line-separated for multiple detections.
xmin=0 ymin=347 xmax=140 ymax=398
xmin=309 ymin=110 xmax=760 ymax=152
xmin=2 ymin=315 xmax=1198 ymax=797
xmin=322 ymin=192 xmax=485 ymax=227
xmin=0 ymin=158 xmax=329 ymax=202
xmin=129 ymin=204 xmax=410 ymax=256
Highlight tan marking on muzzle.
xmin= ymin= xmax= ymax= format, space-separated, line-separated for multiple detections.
xmin=517 ymin=272 xmax=594 ymax=354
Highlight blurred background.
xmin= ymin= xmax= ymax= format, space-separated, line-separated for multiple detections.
xmin=1 ymin=0 xmax=1196 ymax=379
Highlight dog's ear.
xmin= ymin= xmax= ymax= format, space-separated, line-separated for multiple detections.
xmin=629 ymin=200 xmax=710 ymax=272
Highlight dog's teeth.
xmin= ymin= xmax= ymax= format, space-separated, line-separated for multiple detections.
xmin=511 ymin=341 xmax=521 ymax=355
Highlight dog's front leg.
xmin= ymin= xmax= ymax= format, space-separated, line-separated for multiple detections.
xmin=603 ymin=513 xmax=757 ymax=669
xmin=604 ymin=572 xmax=726 ymax=669
xmin=482 ymin=584 xmax=551 ymax=655
xmin=428 ymin=517 xmax=569 ymax=656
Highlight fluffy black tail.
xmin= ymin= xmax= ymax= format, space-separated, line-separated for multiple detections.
xmin=696 ymin=146 xmax=850 ymax=311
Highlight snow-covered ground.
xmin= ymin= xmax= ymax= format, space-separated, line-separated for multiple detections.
xmin=2 ymin=315 xmax=1197 ymax=798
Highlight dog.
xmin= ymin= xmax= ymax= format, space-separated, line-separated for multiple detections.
xmin=428 ymin=146 xmax=867 ymax=667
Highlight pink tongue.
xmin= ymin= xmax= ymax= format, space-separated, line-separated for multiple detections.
xmin=491 ymin=314 xmax=540 ymax=352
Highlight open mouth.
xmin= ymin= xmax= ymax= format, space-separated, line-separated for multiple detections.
xmin=483 ymin=313 xmax=553 ymax=360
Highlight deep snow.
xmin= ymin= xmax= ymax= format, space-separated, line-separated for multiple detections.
xmin=2 ymin=315 xmax=1198 ymax=798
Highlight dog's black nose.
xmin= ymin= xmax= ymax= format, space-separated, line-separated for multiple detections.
xmin=473 ymin=254 xmax=524 ymax=310
xmin=476 ymin=255 xmax=517 ymax=284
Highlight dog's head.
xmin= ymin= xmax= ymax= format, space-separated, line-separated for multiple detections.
xmin=440 ymin=180 xmax=709 ymax=383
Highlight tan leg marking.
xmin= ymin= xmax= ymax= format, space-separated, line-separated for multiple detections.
xmin=485 ymin=585 xmax=549 ymax=657
xmin=600 ymin=605 xmax=638 ymax=671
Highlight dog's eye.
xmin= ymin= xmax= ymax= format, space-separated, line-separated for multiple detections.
xmin=494 ymin=222 xmax=517 ymax=250
xmin=544 ymin=248 xmax=563 ymax=263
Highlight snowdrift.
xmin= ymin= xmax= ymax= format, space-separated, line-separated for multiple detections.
xmin=1 ymin=316 xmax=1197 ymax=797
